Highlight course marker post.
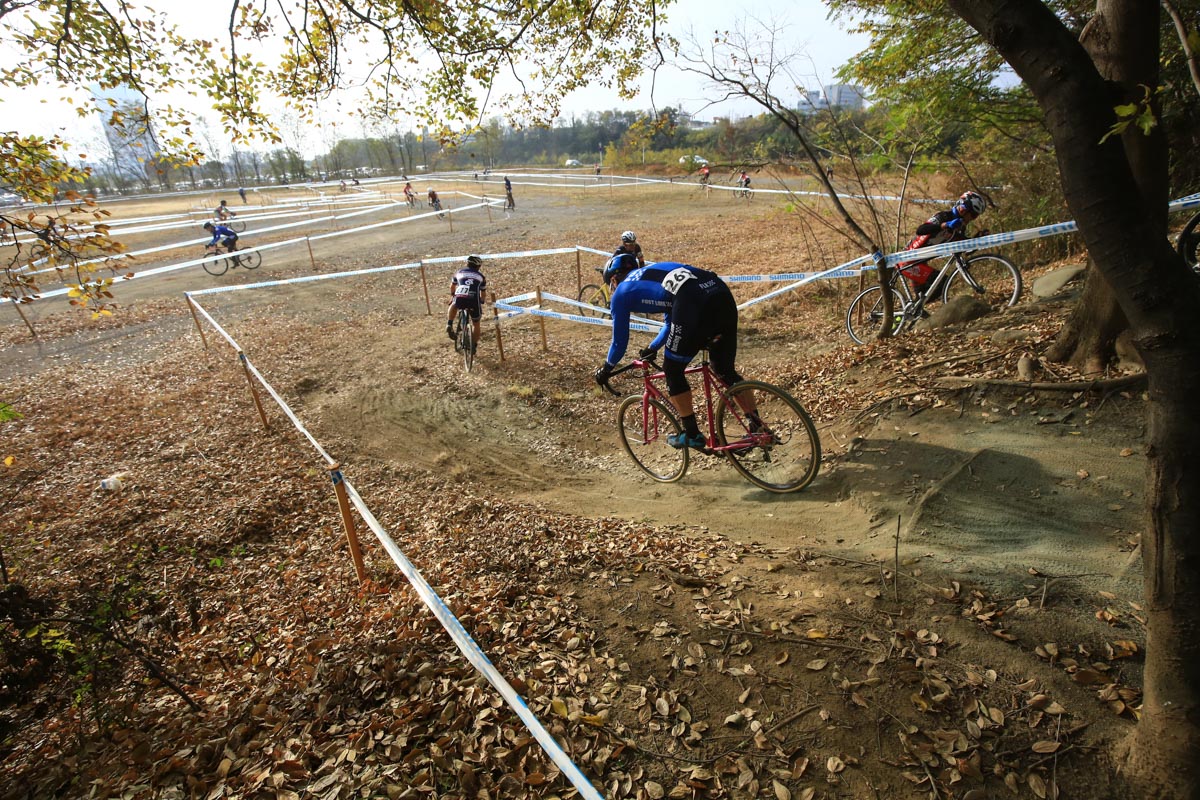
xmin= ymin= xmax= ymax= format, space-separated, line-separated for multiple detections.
xmin=10 ymin=300 xmax=38 ymax=341
xmin=185 ymin=295 xmax=209 ymax=350
xmin=575 ymin=247 xmax=582 ymax=293
xmin=485 ymin=196 xmax=493 ymax=223
xmin=238 ymin=351 xmax=270 ymax=431
xmin=447 ymin=201 xmax=454 ymax=233
xmin=305 ymin=235 xmax=317 ymax=270
xmin=329 ymin=464 xmax=367 ymax=584
xmin=491 ymin=292 xmax=506 ymax=363
xmin=419 ymin=261 xmax=432 ymax=315
xmin=535 ymin=287 xmax=548 ymax=352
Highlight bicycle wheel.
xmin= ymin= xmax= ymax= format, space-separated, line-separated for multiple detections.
xmin=227 ymin=220 xmax=247 ymax=233
xmin=458 ymin=310 xmax=474 ymax=372
xmin=716 ymin=381 xmax=821 ymax=493
xmin=238 ymin=249 xmax=261 ymax=269
xmin=845 ymin=284 xmax=905 ymax=344
xmin=202 ymin=254 xmax=229 ymax=276
xmin=942 ymin=254 xmax=1022 ymax=309
xmin=577 ymin=284 xmax=609 ymax=317
xmin=617 ymin=395 xmax=688 ymax=483
xmin=1178 ymin=210 xmax=1200 ymax=269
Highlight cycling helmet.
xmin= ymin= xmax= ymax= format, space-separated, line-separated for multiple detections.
xmin=466 ymin=254 xmax=483 ymax=270
xmin=957 ymin=191 xmax=985 ymax=216
xmin=621 ymin=230 xmax=637 ymax=244
xmin=603 ymin=252 xmax=639 ymax=284
xmin=202 ymin=221 xmax=214 ymax=230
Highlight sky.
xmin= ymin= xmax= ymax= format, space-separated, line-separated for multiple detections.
xmin=1 ymin=0 xmax=869 ymax=160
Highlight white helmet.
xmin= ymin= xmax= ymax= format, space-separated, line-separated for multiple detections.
xmin=958 ymin=191 xmax=985 ymax=215
xmin=621 ymin=230 xmax=637 ymax=244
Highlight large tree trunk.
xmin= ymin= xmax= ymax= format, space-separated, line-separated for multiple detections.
xmin=948 ymin=0 xmax=1200 ymax=795
xmin=1043 ymin=258 xmax=1129 ymax=373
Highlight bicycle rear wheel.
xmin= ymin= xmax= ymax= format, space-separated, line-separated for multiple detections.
xmin=203 ymin=255 xmax=229 ymax=276
xmin=577 ymin=284 xmax=609 ymax=317
xmin=238 ymin=249 xmax=261 ymax=269
xmin=1178 ymin=210 xmax=1200 ymax=269
xmin=716 ymin=381 xmax=820 ymax=493
xmin=617 ymin=395 xmax=688 ymax=482
xmin=458 ymin=309 xmax=474 ymax=372
xmin=942 ymin=254 xmax=1022 ymax=309
xmin=227 ymin=220 xmax=247 ymax=233
xmin=845 ymin=284 xmax=905 ymax=344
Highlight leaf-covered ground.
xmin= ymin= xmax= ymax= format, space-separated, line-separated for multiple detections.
xmin=1 ymin=177 xmax=1150 ymax=799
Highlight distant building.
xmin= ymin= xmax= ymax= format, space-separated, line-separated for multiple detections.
xmin=802 ymin=84 xmax=867 ymax=113
xmin=91 ymin=84 xmax=161 ymax=181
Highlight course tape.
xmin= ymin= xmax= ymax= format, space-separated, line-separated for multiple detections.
xmin=187 ymin=262 xmax=424 ymax=296
xmin=185 ymin=295 xmax=602 ymax=800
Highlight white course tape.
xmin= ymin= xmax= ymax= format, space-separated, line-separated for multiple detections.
xmin=187 ymin=262 xmax=424 ymax=296
xmin=184 ymin=296 xmax=603 ymax=800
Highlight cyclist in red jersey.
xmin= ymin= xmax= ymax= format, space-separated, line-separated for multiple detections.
xmin=898 ymin=190 xmax=986 ymax=295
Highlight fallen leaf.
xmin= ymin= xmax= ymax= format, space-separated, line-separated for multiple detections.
xmin=1119 ymin=448 xmax=1134 ymax=457
xmin=806 ymin=659 xmax=828 ymax=671
xmin=1028 ymin=772 xmax=1048 ymax=799
xmin=826 ymin=756 xmax=845 ymax=774
xmin=772 ymin=779 xmax=791 ymax=800
xmin=775 ymin=651 xmax=789 ymax=666
xmin=1032 ymin=741 xmax=1060 ymax=754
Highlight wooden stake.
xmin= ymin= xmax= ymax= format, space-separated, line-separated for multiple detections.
xmin=485 ymin=196 xmax=492 ymax=223
xmin=535 ymin=286 xmax=548 ymax=352
xmin=491 ymin=292 xmax=505 ymax=362
xmin=238 ymin=351 xmax=270 ymax=431
xmin=185 ymin=295 xmax=208 ymax=350
xmin=329 ymin=464 xmax=367 ymax=584
xmin=419 ymin=261 xmax=432 ymax=315
xmin=11 ymin=299 xmax=38 ymax=341
xmin=447 ymin=202 xmax=454 ymax=232
xmin=305 ymin=235 xmax=317 ymax=270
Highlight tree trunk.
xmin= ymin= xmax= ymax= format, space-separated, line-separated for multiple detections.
xmin=1043 ymin=257 xmax=1129 ymax=374
xmin=1044 ymin=0 xmax=1169 ymax=372
xmin=947 ymin=0 xmax=1200 ymax=795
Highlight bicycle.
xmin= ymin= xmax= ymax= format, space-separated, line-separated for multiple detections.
xmin=845 ymin=245 xmax=1021 ymax=344
xmin=202 ymin=245 xmax=261 ymax=277
xmin=597 ymin=353 xmax=821 ymax=493
xmin=733 ymin=185 xmax=753 ymax=201
xmin=431 ymin=198 xmax=446 ymax=220
xmin=214 ymin=218 xmax=246 ymax=233
xmin=577 ymin=268 xmax=613 ymax=317
xmin=452 ymin=307 xmax=477 ymax=372
xmin=1178 ymin=208 xmax=1200 ymax=270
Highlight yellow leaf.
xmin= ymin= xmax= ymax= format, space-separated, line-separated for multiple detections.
xmin=551 ymin=698 xmax=568 ymax=718
xmin=1031 ymin=740 xmax=1060 ymax=754
xmin=805 ymin=659 xmax=827 ymax=671
xmin=3 ymin=456 xmax=14 ymax=467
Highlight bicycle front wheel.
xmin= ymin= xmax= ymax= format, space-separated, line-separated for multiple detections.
xmin=617 ymin=395 xmax=688 ymax=483
xmin=716 ymin=381 xmax=821 ymax=493
xmin=228 ymin=220 xmax=247 ymax=233
xmin=238 ymin=250 xmax=262 ymax=269
xmin=845 ymin=284 xmax=905 ymax=344
xmin=1178 ymin=210 xmax=1200 ymax=269
xmin=458 ymin=310 xmax=474 ymax=372
xmin=577 ymin=284 xmax=609 ymax=317
xmin=942 ymin=254 xmax=1022 ymax=309
xmin=203 ymin=255 xmax=229 ymax=277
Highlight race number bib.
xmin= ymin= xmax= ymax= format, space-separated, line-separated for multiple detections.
xmin=661 ymin=267 xmax=696 ymax=295
xmin=454 ymin=284 xmax=474 ymax=296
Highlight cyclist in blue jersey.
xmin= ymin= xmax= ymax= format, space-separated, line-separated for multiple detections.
xmin=593 ymin=253 xmax=756 ymax=449
xmin=203 ymin=221 xmax=239 ymax=253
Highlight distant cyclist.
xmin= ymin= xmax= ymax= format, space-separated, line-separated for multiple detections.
xmin=403 ymin=182 xmax=416 ymax=206
xmin=203 ymin=221 xmax=238 ymax=253
xmin=427 ymin=187 xmax=442 ymax=212
xmin=447 ymin=255 xmax=487 ymax=352
xmin=593 ymin=255 xmax=756 ymax=450
xmin=503 ymin=176 xmax=515 ymax=210
xmin=214 ymin=200 xmax=236 ymax=221
xmin=699 ymin=164 xmax=711 ymax=185
xmin=614 ymin=230 xmax=645 ymax=268
xmin=898 ymin=190 xmax=987 ymax=296
xmin=737 ymin=170 xmax=751 ymax=190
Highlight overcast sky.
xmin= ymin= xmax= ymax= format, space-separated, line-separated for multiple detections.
xmin=1 ymin=0 xmax=867 ymax=159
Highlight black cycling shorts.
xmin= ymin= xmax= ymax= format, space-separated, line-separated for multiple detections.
xmin=663 ymin=277 xmax=742 ymax=392
xmin=452 ymin=294 xmax=483 ymax=320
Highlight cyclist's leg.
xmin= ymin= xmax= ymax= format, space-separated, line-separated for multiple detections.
xmin=705 ymin=291 xmax=757 ymax=418
xmin=662 ymin=288 xmax=708 ymax=446
xmin=470 ymin=301 xmax=482 ymax=352
xmin=447 ymin=299 xmax=457 ymax=338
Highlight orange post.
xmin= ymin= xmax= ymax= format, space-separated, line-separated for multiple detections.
xmin=238 ymin=351 xmax=270 ymax=431
xmin=535 ymin=287 xmax=548 ymax=352
xmin=419 ymin=261 xmax=433 ymax=315
xmin=447 ymin=202 xmax=454 ymax=233
xmin=305 ymin=235 xmax=317 ymax=270
xmin=11 ymin=300 xmax=38 ymax=341
xmin=329 ymin=465 xmax=367 ymax=584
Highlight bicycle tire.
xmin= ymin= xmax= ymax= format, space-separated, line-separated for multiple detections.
xmin=458 ymin=309 xmax=474 ymax=372
xmin=238 ymin=249 xmax=262 ymax=269
xmin=577 ymin=284 xmax=609 ymax=317
xmin=942 ymin=253 xmax=1022 ymax=309
xmin=27 ymin=242 xmax=49 ymax=267
xmin=226 ymin=220 xmax=247 ymax=233
xmin=845 ymin=284 xmax=905 ymax=344
xmin=715 ymin=381 xmax=821 ymax=493
xmin=617 ymin=394 xmax=688 ymax=483
xmin=1178 ymin=209 xmax=1200 ymax=269
xmin=202 ymin=255 xmax=229 ymax=277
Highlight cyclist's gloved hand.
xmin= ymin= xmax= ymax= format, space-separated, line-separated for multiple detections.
xmin=637 ymin=346 xmax=659 ymax=361
xmin=593 ymin=362 xmax=614 ymax=386
xmin=944 ymin=217 xmax=965 ymax=231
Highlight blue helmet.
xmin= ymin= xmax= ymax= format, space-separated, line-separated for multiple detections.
xmin=603 ymin=252 xmax=639 ymax=284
